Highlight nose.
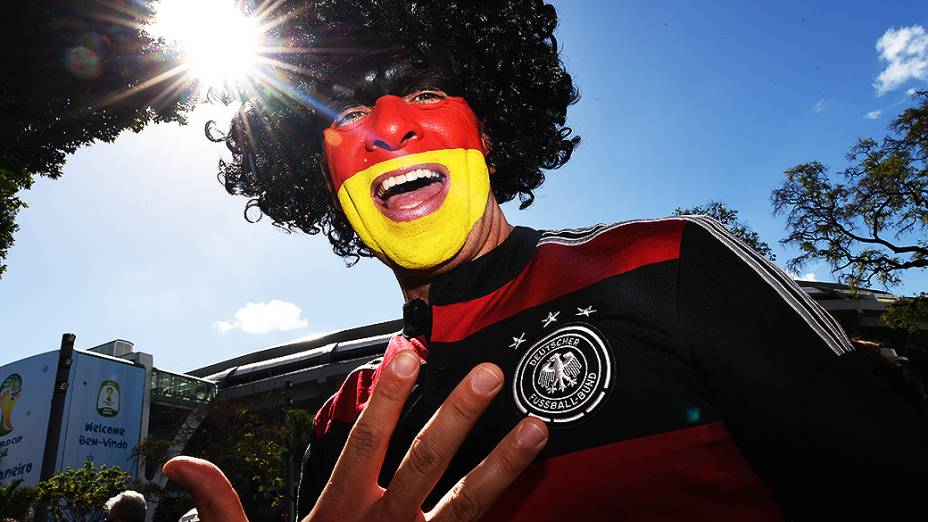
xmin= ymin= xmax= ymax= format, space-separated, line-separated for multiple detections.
xmin=364 ymin=95 xmax=423 ymax=152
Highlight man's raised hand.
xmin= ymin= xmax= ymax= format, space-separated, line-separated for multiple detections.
xmin=308 ymin=350 xmax=548 ymax=521
xmin=163 ymin=350 xmax=548 ymax=521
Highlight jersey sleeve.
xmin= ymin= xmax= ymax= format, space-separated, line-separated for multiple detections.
xmin=294 ymin=333 xmax=429 ymax=517
xmin=676 ymin=216 xmax=928 ymax=519
xmin=295 ymin=424 xmax=332 ymax=519
xmin=295 ymin=356 xmax=384 ymax=519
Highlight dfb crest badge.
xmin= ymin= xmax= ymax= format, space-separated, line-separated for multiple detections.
xmin=512 ymin=324 xmax=615 ymax=425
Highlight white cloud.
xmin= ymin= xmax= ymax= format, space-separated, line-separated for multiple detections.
xmin=789 ymin=271 xmax=818 ymax=282
xmin=907 ymin=87 xmax=919 ymax=96
xmin=214 ymin=320 xmax=237 ymax=334
xmin=813 ymin=98 xmax=828 ymax=112
xmin=213 ymin=300 xmax=308 ymax=334
xmin=864 ymin=110 xmax=882 ymax=119
xmin=874 ymin=25 xmax=928 ymax=96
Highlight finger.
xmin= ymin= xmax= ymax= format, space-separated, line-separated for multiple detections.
xmin=163 ymin=456 xmax=248 ymax=522
xmin=381 ymin=363 xmax=504 ymax=519
xmin=428 ymin=417 xmax=548 ymax=522
xmin=324 ymin=350 xmax=420 ymax=495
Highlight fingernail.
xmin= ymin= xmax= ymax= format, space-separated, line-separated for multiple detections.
xmin=472 ymin=367 xmax=502 ymax=395
xmin=393 ymin=352 xmax=419 ymax=377
xmin=517 ymin=420 xmax=547 ymax=448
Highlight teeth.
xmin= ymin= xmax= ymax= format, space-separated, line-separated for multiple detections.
xmin=377 ymin=169 xmax=442 ymax=199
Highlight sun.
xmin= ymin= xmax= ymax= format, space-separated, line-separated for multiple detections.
xmin=131 ymin=0 xmax=333 ymax=127
xmin=149 ymin=0 xmax=262 ymax=88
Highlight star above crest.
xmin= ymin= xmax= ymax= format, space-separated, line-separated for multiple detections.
xmin=542 ymin=311 xmax=560 ymax=328
xmin=576 ymin=306 xmax=596 ymax=317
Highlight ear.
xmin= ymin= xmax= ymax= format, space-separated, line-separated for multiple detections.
xmin=481 ymin=132 xmax=497 ymax=175
xmin=480 ymin=132 xmax=492 ymax=152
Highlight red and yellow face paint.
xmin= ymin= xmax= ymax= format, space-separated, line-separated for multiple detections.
xmin=323 ymin=95 xmax=490 ymax=269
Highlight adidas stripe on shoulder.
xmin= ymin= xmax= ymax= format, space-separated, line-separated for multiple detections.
xmin=678 ymin=215 xmax=853 ymax=357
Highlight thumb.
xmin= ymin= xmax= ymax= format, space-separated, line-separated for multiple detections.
xmin=163 ymin=456 xmax=248 ymax=522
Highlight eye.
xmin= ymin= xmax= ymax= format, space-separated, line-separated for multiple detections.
xmin=334 ymin=105 xmax=370 ymax=126
xmin=406 ymin=89 xmax=447 ymax=104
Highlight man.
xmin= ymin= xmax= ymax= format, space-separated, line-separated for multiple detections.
xmin=165 ymin=1 xmax=928 ymax=520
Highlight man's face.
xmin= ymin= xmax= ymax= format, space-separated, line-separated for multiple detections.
xmin=321 ymin=47 xmax=491 ymax=270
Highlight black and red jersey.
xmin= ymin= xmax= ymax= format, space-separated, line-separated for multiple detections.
xmin=297 ymin=217 xmax=928 ymax=520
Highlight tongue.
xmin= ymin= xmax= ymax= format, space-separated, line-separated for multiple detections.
xmin=384 ymin=181 xmax=444 ymax=210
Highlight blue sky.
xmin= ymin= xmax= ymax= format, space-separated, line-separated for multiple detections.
xmin=3 ymin=0 xmax=927 ymax=371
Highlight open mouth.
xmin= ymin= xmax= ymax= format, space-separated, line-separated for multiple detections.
xmin=371 ymin=163 xmax=450 ymax=222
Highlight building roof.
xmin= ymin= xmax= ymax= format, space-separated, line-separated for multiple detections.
xmin=187 ymin=318 xmax=402 ymax=381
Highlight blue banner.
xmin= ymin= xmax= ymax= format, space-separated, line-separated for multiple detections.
xmin=56 ymin=350 xmax=145 ymax=478
xmin=0 ymin=351 xmax=59 ymax=487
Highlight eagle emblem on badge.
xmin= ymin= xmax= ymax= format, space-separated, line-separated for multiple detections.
xmin=512 ymin=324 xmax=615 ymax=425
xmin=539 ymin=352 xmax=582 ymax=393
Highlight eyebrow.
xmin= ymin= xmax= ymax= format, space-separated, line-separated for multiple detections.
xmin=329 ymin=84 xmax=360 ymax=105
xmin=322 ymin=49 xmax=462 ymax=119
xmin=395 ymin=67 xmax=457 ymax=94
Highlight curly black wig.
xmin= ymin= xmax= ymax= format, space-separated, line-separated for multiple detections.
xmin=216 ymin=0 xmax=580 ymax=264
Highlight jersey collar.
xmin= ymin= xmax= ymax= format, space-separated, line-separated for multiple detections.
xmin=427 ymin=226 xmax=542 ymax=306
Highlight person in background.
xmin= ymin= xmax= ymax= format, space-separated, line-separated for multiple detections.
xmin=103 ymin=490 xmax=146 ymax=522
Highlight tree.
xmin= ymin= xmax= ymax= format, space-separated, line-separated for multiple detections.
xmin=674 ymin=200 xmax=776 ymax=261
xmin=0 ymin=169 xmax=27 ymax=280
xmin=0 ymin=479 xmax=37 ymax=521
xmin=882 ymin=293 xmax=928 ymax=334
xmin=0 ymin=1 xmax=194 ymax=277
xmin=34 ymin=461 xmax=131 ymax=522
xmin=772 ymin=91 xmax=927 ymax=290
xmin=134 ymin=397 xmax=314 ymax=521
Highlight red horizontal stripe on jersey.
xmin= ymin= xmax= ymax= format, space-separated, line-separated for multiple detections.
xmin=487 ymin=421 xmax=782 ymax=521
xmin=431 ymin=219 xmax=686 ymax=343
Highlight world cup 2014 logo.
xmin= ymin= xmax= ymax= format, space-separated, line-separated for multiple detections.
xmin=0 ymin=373 xmax=23 ymax=436
xmin=97 ymin=380 xmax=120 ymax=417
